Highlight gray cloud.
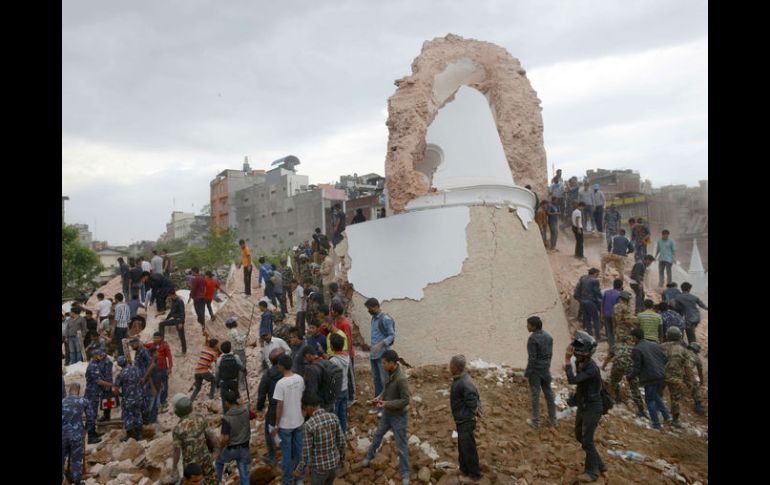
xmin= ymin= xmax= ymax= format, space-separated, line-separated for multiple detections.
xmin=63 ymin=0 xmax=707 ymax=244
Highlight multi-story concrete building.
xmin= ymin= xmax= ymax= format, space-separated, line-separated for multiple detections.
xmin=233 ymin=157 xmax=346 ymax=254
xmin=72 ymin=223 xmax=93 ymax=248
xmin=210 ymin=156 xmax=266 ymax=230
xmin=585 ymin=169 xmax=641 ymax=199
xmin=164 ymin=212 xmax=196 ymax=241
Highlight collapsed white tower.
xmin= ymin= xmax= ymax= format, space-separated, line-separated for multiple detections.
xmin=344 ymin=34 xmax=571 ymax=373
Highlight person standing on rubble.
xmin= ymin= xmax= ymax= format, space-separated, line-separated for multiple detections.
xmin=364 ymin=298 xmax=396 ymax=414
xmin=114 ymin=355 xmax=145 ymax=440
xmin=591 ymin=184 xmax=606 ymax=232
xmin=214 ymin=390 xmax=252 ymax=485
xmin=362 ymin=350 xmax=411 ymax=485
xmin=158 ymin=291 xmax=187 ymax=354
xmin=84 ymin=350 xmax=109 ymax=444
xmin=256 ymin=347 xmax=286 ymax=467
xmin=604 ymin=203 xmax=621 ymax=252
xmin=661 ymin=327 xmax=692 ymax=428
xmin=565 ymin=332 xmax=607 ymax=483
xmin=143 ymin=270 xmax=176 ymax=313
xmin=525 ymin=316 xmax=557 ymax=429
xmin=601 ymin=229 xmax=634 ymax=283
xmin=450 ymin=354 xmax=482 ymax=483
xmin=674 ymin=282 xmax=708 ymax=344
xmin=225 ymin=317 xmax=248 ymax=389
xmin=62 ymin=382 xmax=97 ymax=484
xmin=578 ymin=181 xmax=595 ymax=233
xmin=172 ymin=396 xmax=218 ymax=485
xmin=188 ymin=267 xmax=207 ymax=328
xmin=654 ymin=230 xmax=676 ymax=287
xmin=239 ymin=239 xmax=253 ymax=296
xmin=574 ymin=268 xmax=602 ymax=339
xmin=572 ymin=202 xmax=586 ymax=259
xmin=629 ymin=255 xmax=655 ymax=314
xmin=547 ymin=197 xmax=560 ymax=251
xmin=627 ymin=327 xmax=671 ymax=431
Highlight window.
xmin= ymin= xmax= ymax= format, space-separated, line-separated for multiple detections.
xmin=272 ymin=234 xmax=277 ymax=238
xmin=271 ymin=211 xmax=276 ymax=216
xmin=244 ymin=198 xmax=249 ymax=203
xmin=287 ymin=208 xmax=294 ymax=213
xmin=288 ymin=231 xmax=294 ymax=236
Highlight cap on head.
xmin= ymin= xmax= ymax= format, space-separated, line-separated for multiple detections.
xmin=225 ymin=317 xmax=237 ymax=328
xmin=619 ymin=291 xmax=632 ymax=300
xmin=117 ymin=356 xmax=128 ymax=367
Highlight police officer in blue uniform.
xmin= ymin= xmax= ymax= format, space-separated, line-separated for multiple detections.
xmin=114 ymin=355 xmax=145 ymax=441
xmin=62 ymin=382 xmax=97 ymax=484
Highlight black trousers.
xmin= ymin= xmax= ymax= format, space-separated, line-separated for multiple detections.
xmin=243 ymin=265 xmax=252 ymax=295
xmin=296 ymin=311 xmax=306 ymax=337
xmin=630 ymin=283 xmax=644 ymax=314
xmin=685 ymin=322 xmax=698 ymax=344
xmin=190 ymin=372 xmax=216 ymax=401
xmin=275 ymin=291 xmax=288 ymax=315
xmin=158 ymin=318 xmax=186 ymax=353
xmin=193 ymin=298 xmax=206 ymax=325
xmin=155 ymin=289 xmax=170 ymax=312
xmin=572 ymin=226 xmax=584 ymax=257
xmin=456 ymin=420 xmax=480 ymax=479
xmin=575 ymin=403 xmax=605 ymax=479
xmin=205 ymin=300 xmax=215 ymax=319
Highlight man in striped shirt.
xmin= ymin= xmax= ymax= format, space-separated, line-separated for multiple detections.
xmin=113 ymin=293 xmax=131 ymax=357
xmin=293 ymin=394 xmax=345 ymax=484
xmin=190 ymin=331 xmax=220 ymax=401
xmin=637 ymin=299 xmax=664 ymax=343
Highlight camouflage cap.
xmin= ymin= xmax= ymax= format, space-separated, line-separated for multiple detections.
xmin=619 ymin=291 xmax=632 ymax=300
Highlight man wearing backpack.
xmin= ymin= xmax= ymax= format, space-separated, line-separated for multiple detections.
xmin=215 ymin=341 xmax=244 ymax=414
xmin=302 ymin=346 xmax=342 ymax=413
xmin=365 ymin=298 xmax=396 ymax=415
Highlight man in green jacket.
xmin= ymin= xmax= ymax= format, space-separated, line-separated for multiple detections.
xmin=362 ymin=350 xmax=411 ymax=485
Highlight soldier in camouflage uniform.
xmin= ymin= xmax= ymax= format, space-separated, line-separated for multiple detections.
xmin=62 ymin=382 xmax=97 ymax=484
xmin=686 ymin=342 xmax=706 ymax=415
xmin=130 ymin=336 xmax=155 ymax=421
xmin=612 ymin=291 xmax=637 ymax=344
xmin=602 ymin=333 xmax=646 ymax=417
xmin=172 ymin=396 xmax=217 ymax=484
xmin=661 ymin=327 xmax=695 ymax=428
xmin=114 ymin=355 xmax=145 ymax=440
xmin=85 ymin=350 xmax=111 ymax=443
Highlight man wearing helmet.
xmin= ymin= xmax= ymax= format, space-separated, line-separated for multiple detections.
xmin=564 ymin=331 xmax=606 ymax=482
xmin=661 ymin=326 xmax=695 ymax=428
xmin=685 ymin=342 xmax=706 ymax=416
xmin=172 ymin=396 xmax=217 ymax=485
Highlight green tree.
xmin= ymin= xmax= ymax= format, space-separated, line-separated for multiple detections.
xmin=176 ymin=227 xmax=239 ymax=272
xmin=62 ymin=225 xmax=104 ymax=298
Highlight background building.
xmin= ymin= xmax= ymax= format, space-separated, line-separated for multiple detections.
xmin=72 ymin=223 xmax=93 ymax=248
xmin=210 ymin=156 xmax=266 ymax=230
xmin=233 ymin=157 xmax=346 ymax=254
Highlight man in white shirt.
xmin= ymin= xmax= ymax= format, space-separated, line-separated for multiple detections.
xmin=271 ymin=354 xmax=305 ymax=485
xmin=572 ymin=202 xmax=585 ymax=259
xmin=260 ymin=329 xmax=292 ymax=372
xmin=290 ymin=279 xmax=306 ymax=337
xmin=150 ymin=250 xmax=164 ymax=274
xmin=95 ymin=293 xmax=112 ymax=321
xmin=577 ymin=182 xmax=595 ymax=233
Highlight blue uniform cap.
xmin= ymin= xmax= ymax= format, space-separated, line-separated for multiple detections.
xmin=117 ymin=356 xmax=128 ymax=367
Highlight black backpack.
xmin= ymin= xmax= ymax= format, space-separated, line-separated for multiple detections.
xmin=219 ymin=354 xmax=240 ymax=381
xmin=377 ymin=313 xmax=396 ymax=346
xmin=313 ymin=359 xmax=342 ymax=406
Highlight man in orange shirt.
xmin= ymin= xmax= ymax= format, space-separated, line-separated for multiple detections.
xmin=331 ymin=302 xmax=356 ymax=403
xmin=239 ymin=239 xmax=253 ymax=296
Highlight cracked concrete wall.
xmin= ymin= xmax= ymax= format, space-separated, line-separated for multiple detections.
xmin=350 ymin=205 xmax=571 ymax=374
xmin=384 ymin=33 xmax=548 ymax=213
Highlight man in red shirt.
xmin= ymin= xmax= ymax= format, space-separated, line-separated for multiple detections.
xmin=188 ymin=267 xmax=207 ymax=327
xmin=330 ymin=301 xmax=356 ymax=403
xmin=145 ymin=331 xmax=173 ymax=411
xmin=204 ymin=271 xmax=230 ymax=322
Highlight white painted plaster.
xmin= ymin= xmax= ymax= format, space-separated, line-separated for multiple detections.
xmin=427 ymin=86 xmax=515 ymax=190
xmin=431 ymin=58 xmax=486 ymax=112
xmin=405 ymin=184 xmax=535 ymax=227
xmin=345 ymin=206 xmax=470 ymax=301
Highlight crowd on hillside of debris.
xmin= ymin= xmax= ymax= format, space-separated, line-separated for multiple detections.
xmin=62 ymin=199 xmax=706 ymax=485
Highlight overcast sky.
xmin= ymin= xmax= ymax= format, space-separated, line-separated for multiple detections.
xmin=62 ymin=0 xmax=707 ymax=245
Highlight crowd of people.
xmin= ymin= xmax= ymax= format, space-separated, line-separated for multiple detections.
xmin=63 ymin=195 xmax=706 ymax=485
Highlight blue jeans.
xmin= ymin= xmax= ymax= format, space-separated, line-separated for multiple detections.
xmin=644 ymin=383 xmax=670 ymax=428
xmin=114 ymin=327 xmax=128 ymax=357
xmin=147 ymin=379 xmax=161 ymax=423
xmin=264 ymin=421 xmax=276 ymax=462
xmin=157 ymin=368 xmax=169 ymax=405
xmin=370 ymin=358 xmax=387 ymax=398
xmin=580 ymin=301 xmax=601 ymax=338
xmin=367 ymin=413 xmax=409 ymax=479
xmin=68 ymin=336 xmax=82 ymax=362
xmin=215 ymin=446 xmax=251 ymax=485
xmin=279 ymin=426 xmax=304 ymax=484
xmin=335 ymin=395 xmax=348 ymax=433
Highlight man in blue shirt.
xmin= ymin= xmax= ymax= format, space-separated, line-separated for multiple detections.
xmin=654 ymin=230 xmax=676 ymax=288
xmin=258 ymin=257 xmax=274 ymax=303
xmin=547 ymin=197 xmax=560 ymax=251
xmin=601 ymin=279 xmax=623 ymax=347
xmin=364 ymin=298 xmax=395 ymax=414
